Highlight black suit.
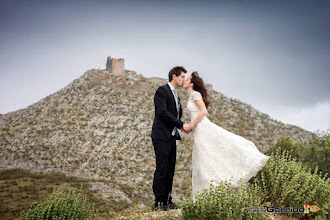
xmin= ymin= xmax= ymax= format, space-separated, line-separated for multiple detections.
xmin=151 ymin=84 xmax=184 ymax=204
xmin=151 ymin=84 xmax=183 ymax=140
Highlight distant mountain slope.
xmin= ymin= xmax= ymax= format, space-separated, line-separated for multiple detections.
xmin=0 ymin=69 xmax=313 ymax=204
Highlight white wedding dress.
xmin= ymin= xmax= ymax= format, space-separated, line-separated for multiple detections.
xmin=186 ymin=91 xmax=270 ymax=198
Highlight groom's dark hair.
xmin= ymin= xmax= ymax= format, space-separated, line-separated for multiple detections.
xmin=168 ymin=66 xmax=187 ymax=82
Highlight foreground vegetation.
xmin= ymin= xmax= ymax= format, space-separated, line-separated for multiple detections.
xmin=180 ymin=131 xmax=329 ymax=219
xmin=19 ymin=188 xmax=98 ymax=220
xmin=265 ymin=129 xmax=329 ymax=179
xmin=1 ymin=130 xmax=329 ymax=219
xmin=16 ymin=149 xmax=328 ymax=219
xmin=182 ymin=149 xmax=330 ymax=219
xmin=0 ymin=169 xmax=153 ymax=219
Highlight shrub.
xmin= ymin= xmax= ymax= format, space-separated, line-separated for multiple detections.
xmin=265 ymin=130 xmax=330 ymax=179
xmin=182 ymin=181 xmax=268 ymax=219
xmin=302 ymin=129 xmax=330 ymax=178
xmin=265 ymin=137 xmax=301 ymax=160
xmin=182 ymin=149 xmax=330 ymax=219
xmin=250 ymin=149 xmax=330 ymax=219
xmin=19 ymin=187 xmax=98 ymax=220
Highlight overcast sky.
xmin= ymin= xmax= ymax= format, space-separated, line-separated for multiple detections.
xmin=0 ymin=0 xmax=329 ymax=132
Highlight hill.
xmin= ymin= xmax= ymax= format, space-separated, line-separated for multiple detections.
xmin=0 ymin=68 xmax=313 ymax=209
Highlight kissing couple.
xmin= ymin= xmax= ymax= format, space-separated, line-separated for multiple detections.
xmin=151 ymin=66 xmax=270 ymax=211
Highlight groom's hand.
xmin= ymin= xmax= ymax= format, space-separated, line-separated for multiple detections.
xmin=182 ymin=123 xmax=192 ymax=134
xmin=181 ymin=123 xmax=188 ymax=134
xmin=181 ymin=127 xmax=189 ymax=134
xmin=184 ymin=123 xmax=194 ymax=132
xmin=181 ymin=128 xmax=190 ymax=134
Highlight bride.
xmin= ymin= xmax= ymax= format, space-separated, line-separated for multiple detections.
xmin=182 ymin=72 xmax=270 ymax=198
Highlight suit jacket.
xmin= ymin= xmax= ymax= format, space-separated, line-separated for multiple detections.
xmin=151 ymin=84 xmax=184 ymax=141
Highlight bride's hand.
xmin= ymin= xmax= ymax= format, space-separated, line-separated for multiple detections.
xmin=181 ymin=127 xmax=191 ymax=134
xmin=181 ymin=124 xmax=190 ymax=134
xmin=183 ymin=123 xmax=194 ymax=132
xmin=181 ymin=127 xmax=190 ymax=134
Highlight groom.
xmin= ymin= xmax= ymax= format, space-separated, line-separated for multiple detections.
xmin=151 ymin=66 xmax=187 ymax=211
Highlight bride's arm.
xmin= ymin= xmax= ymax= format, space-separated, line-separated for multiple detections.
xmin=185 ymin=99 xmax=207 ymax=131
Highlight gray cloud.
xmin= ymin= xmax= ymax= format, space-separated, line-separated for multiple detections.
xmin=0 ymin=0 xmax=329 ymax=131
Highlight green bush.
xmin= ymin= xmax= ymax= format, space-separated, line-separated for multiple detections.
xmin=302 ymin=129 xmax=330 ymax=178
xmin=265 ymin=130 xmax=330 ymax=179
xmin=182 ymin=149 xmax=330 ymax=219
xmin=182 ymin=180 xmax=268 ymax=219
xmin=251 ymin=149 xmax=330 ymax=219
xmin=265 ymin=137 xmax=301 ymax=160
xmin=19 ymin=187 xmax=98 ymax=220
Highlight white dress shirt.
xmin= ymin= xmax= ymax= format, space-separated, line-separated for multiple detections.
xmin=168 ymin=82 xmax=180 ymax=136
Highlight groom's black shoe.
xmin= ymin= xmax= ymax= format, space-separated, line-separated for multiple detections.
xmin=167 ymin=197 xmax=180 ymax=209
xmin=168 ymin=202 xmax=180 ymax=210
xmin=154 ymin=202 xmax=168 ymax=211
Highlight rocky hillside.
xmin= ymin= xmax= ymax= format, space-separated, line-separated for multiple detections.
xmin=0 ymin=69 xmax=313 ymax=207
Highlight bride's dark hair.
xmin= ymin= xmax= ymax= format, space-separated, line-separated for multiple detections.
xmin=191 ymin=71 xmax=211 ymax=109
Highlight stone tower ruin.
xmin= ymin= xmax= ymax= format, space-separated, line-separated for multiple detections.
xmin=106 ymin=56 xmax=125 ymax=75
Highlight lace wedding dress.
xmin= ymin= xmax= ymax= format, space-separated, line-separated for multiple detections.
xmin=186 ymin=91 xmax=270 ymax=197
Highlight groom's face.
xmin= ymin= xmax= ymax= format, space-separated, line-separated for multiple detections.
xmin=175 ymin=71 xmax=186 ymax=87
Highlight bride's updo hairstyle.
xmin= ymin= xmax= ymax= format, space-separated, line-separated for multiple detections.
xmin=190 ymin=71 xmax=211 ymax=109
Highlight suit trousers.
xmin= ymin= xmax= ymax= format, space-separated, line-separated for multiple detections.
xmin=152 ymin=136 xmax=177 ymax=203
